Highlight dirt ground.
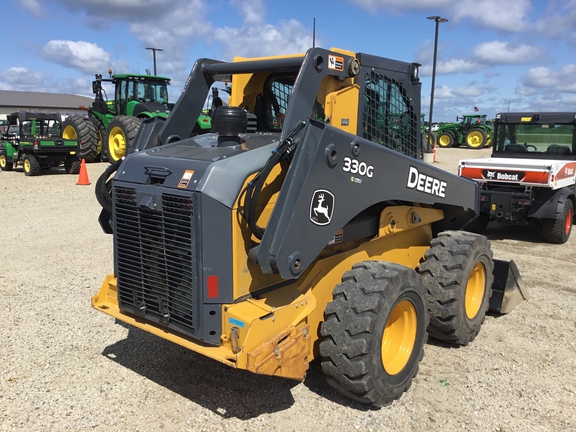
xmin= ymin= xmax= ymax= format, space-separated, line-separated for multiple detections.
xmin=1 ymin=146 xmax=575 ymax=431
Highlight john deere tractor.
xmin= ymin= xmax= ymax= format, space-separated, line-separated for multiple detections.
xmin=436 ymin=114 xmax=492 ymax=149
xmin=62 ymin=72 xmax=212 ymax=163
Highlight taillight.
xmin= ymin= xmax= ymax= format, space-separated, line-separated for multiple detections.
xmin=33 ymin=140 xmax=39 ymax=150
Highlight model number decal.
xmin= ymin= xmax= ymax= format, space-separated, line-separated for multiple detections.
xmin=343 ymin=157 xmax=374 ymax=178
xmin=407 ymin=166 xmax=446 ymax=198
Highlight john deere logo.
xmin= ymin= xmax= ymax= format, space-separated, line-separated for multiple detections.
xmin=482 ymin=170 xmax=525 ymax=182
xmin=310 ymin=189 xmax=334 ymax=226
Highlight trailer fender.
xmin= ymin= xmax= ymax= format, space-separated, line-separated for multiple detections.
xmin=528 ymin=187 xmax=575 ymax=220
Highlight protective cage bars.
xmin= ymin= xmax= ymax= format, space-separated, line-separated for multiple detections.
xmin=362 ymin=71 xmax=419 ymax=159
xmin=114 ymin=186 xmax=197 ymax=337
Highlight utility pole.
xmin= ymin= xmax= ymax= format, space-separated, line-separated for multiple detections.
xmin=426 ymin=16 xmax=448 ymax=155
xmin=145 ymin=47 xmax=163 ymax=75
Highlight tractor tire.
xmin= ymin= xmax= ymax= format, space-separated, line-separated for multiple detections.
xmin=107 ymin=116 xmax=142 ymax=163
xmin=463 ymin=211 xmax=490 ymax=235
xmin=0 ymin=150 xmax=13 ymax=171
xmin=465 ymin=128 xmax=488 ymax=149
xmin=320 ymin=261 xmax=428 ymax=407
xmin=541 ymin=198 xmax=573 ymax=244
xmin=419 ymin=231 xmax=494 ymax=346
xmin=437 ymin=131 xmax=455 ymax=148
xmin=62 ymin=116 xmax=99 ymax=163
xmin=23 ymin=154 xmax=41 ymax=176
xmin=93 ymin=121 xmax=109 ymax=162
xmin=64 ymin=155 xmax=81 ymax=174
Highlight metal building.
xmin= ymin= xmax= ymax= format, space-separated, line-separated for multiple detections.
xmin=0 ymin=90 xmax=93 ymax=120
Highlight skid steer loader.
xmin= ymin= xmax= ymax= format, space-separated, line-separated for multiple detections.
xmin=92 ymin=47 xmax=527 ymax=407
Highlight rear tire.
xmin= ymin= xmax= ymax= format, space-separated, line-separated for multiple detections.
xmin=320 ymin=261 xmax=428 ymax=407
xmin=23 ymin=154 xmax=41 ymax=176
xmin=542 ymin=198 xmax=573 ymax=244
xmin=0 ymin=150 xmax=13 ymax=171
xmin=437 ymin=131 xmax=455 ymax=148
xmin=64 ymin=155 xmax=81 ymax=174
xmin=93 ymin=121 xmax=109 ymax=162
xmin=62 ymin=116 xmax=99 ymax=163
xmin=107 ymin=116 xmax=142 ymax=163
xmin=419 ymin=231 xmax=494 ymax=346
xmin=465 ymin=128 xmax=488 ymax=149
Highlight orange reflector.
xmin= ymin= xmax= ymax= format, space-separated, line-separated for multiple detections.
xmin=207 ymin=275 xmax=218 ymax=298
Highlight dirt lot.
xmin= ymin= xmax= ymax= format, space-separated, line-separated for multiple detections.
xmin=1 ymin=146 xmax=575 ymax=431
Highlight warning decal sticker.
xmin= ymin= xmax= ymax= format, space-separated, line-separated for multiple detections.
xmin=328 ymin=55 xmax=344 ymax=71
xmin=178 ymin=170 xmax=195 ymax=189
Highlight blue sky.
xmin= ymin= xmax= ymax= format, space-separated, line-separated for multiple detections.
xmin=1 ymin=0 xmax=575 ymax=122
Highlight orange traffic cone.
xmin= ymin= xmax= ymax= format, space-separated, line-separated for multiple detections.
xmin=432 ymin=142 xmax=437 ymax=162
xmin=76 ymin=159 xmax=91 ymax=185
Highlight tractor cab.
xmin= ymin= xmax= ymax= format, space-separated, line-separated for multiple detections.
xmin=112 ymin=74 xmax=171 ymax=117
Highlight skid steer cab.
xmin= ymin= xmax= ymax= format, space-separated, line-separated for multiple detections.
xmin=92 ymin=47 xmax=527 ymax=407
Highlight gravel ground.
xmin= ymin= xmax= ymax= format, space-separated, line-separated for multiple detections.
xmin=1 ymin=147 xmax=576 ymax=431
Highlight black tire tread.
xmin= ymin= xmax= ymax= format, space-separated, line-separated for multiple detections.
xmin=62 ymin=116 xmax=99 ymax=163
xmin=542 ymin=198 xmax=573 ymax=244
xmin=24 ymin=154 xmax=41 ymax=176
xmin=419 ymin=231 xmax=494 ymax=345
xmin=319 ymin=261 xmax=428 ymax=407
xmin=107 ymin=116 xmax=142 ymax=162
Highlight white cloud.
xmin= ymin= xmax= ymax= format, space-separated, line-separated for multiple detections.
xmin=0 ymin=67 xmax=49 ymax=91
xmin=41 ymin=40 xmax=111 ymax=73
xmin=521 ymin=65 xmax=576 ymax=92
xmin=452 ymin=0 xmax=532 ymax=32
xmin=473 ymin=41 xmax=543 ymax=65
xmin=349 ymin=0 xmax=452 ymax=13
xmin=232 ymin=0 xmax=265 ymax=25
xmin=214 ymin=19 xmax=313 ymax=60
xmin=420 ymin=58 xmax=481 ymax=76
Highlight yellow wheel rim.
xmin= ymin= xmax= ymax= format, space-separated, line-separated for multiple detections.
xmin=24 ymin=159 xmax=30 ymax=172
xmin=95 ymin=128 xmax=103 ymax=154
xmin=62 ymin=125 xmax=77 ymax=140
xmin=438 ymin=134 xmax=451 ymax=147
xmin=0 ymin=155 xmax=6 ymax=168
xmin=381 ymin=299 xmax=417 ymax=375
xmin=109 ymin=126 xmax=126 ymax=161
xmin=465 ymin=262 xmax=486 ymax=319
xmin=467 ymin=131 xmax=484 ymax=148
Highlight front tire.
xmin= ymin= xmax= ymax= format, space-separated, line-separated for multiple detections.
xmin=62 ymin=116 xmax=99 ymax=162
xmin=542 ymin=198 xmax=573 ymax=244
xmin=437 ymin=131 xmax=455 ymax=148
xmin=465 ymin=128 xmax=488 ymax=149
xmin=107 ymin=116 xmax=142 ymax=163
xmin=320 ymin=261 xmax=428 ymax=407
xmin=419 ymin=231 xmax=494 ymax=346
xmin=23 ymin=154 xmax=41 ymax=176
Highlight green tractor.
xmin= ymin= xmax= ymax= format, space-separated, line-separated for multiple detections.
xmin=436 ymin=114 xmax=492 ymax=149
xmin=0 ymin=111 xmax=81 ymax=176
xmin=62 ymin=71 xmax=212 ymax=163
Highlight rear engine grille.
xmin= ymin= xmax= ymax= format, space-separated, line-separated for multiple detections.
xmin=114 ymin=187 xmax=196 ymax=336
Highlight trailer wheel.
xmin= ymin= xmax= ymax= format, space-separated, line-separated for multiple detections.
xmin=0 ymin=150 xmax=13 ymax=171
xmin=437 ymin=131 xmax=455 ymax=148
xmin=542 ymin=198 xmax=573 ymax=244
xmin=465 ymin=128 xmax=488 ymax=149
xmin=107 ymin=116 xmax=142 ymax=163
xmin=62 ymin=116 xmax=99 ymax=163
xmin=23 ymin=154 xmax=41 ymax=176
xmin=64 ymin=155 xmax=81 ymax=174
xmin=320 ymin=261 xmax=428 ymax=407
xmin=419 ymin=231 xmax=494 ymax=346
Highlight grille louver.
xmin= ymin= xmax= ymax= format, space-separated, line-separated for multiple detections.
xmin=114 ymin=187 xmax=196 ymax=336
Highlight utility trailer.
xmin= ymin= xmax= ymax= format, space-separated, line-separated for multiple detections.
xmin=91 ymin=47 xmax=526 ymax=407
xmin=459 ymin=112 xmax=576 ymax=243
